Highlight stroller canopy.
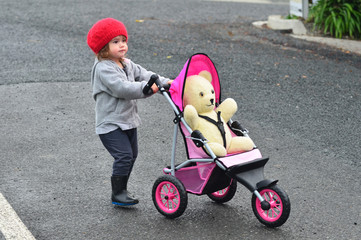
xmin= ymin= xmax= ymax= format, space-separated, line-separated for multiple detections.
xmin=169 ymin=53 xmax=221 ymax=112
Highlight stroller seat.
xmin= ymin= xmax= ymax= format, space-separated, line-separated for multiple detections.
xmin=218 ymin=149 xmax=262 ymax=168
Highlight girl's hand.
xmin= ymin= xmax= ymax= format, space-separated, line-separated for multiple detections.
xmin=150 ymin=80 xmax=173 ymax=94
xmin=151 ymin=83 xmax=159 ymax=93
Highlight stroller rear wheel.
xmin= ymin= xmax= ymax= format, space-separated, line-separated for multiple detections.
xmin=152 ymin=175 xmax=188 ymax=219
xmin=207 ymin=179 xmax=237 ymax=203
xmin=251 ymin=184 xmax=290 ymax=228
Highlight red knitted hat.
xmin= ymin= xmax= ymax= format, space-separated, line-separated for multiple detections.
xmin=87 ymin=18 xmax=128 ymax=54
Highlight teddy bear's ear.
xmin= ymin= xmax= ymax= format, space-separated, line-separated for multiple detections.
xmin=199 ymin=70 xmax=212 ymax=83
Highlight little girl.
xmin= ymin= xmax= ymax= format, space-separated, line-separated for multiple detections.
xmin=87 ymin=18 xmax=171 ymax=206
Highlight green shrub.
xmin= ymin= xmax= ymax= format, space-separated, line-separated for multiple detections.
xmin=309 ymin=0 xmax=361 ymax=39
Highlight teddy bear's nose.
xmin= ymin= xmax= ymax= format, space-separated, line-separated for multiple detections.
xmin=210 ymin=99 xmax=214 ymax=105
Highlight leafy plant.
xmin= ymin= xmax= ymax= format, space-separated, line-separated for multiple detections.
xmin=309 ymin=0 xmax=361 ymax=39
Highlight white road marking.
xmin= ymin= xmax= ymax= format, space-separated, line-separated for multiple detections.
xmin=0 ymin=193 xmax=36 ymax=240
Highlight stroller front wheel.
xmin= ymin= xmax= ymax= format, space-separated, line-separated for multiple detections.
xmin=152 ymin=175 xmax=188 ymax=219
xmin=251 ymin=184 xmax=290 ymax=228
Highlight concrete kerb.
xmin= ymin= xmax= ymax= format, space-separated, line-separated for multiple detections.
xmin=252 ymin=15 xmax=361 ymax=55
xmin=267 ymin=15 xmax=307 ymax=35
xmin=291 ymin=35 xmax=361 ymax=55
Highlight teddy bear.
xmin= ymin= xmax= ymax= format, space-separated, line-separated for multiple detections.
xmin=183 ymin=70 xmax=254 ymax=157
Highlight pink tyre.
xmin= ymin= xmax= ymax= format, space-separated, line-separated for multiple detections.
xmin=252 ymin=184 xmax=290 ymax=228
xmin=152 ymin=175 xmax=188 ymax=219
xmin=207 ymin=179 xmax=237 ymax=203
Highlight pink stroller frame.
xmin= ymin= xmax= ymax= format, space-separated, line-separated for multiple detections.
xmin=146 ymin=53 xmax=290 ymax=228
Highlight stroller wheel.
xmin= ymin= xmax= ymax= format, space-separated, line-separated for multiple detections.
xmin=152 ymin=175 xmax=188 ymax=219
xmin=207 ymin=179 xmax=237 ymax=203
xmin=251 ymin=184 xmax=291 ymax=228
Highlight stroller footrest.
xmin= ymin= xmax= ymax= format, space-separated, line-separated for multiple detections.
xmin=226 ymin=157 xmax=269 ymax=192
xmin=227 ymin=157 xmax=269 ymax=175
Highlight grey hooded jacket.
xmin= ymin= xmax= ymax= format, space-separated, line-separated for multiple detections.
xmin=91 ymin=58 xmax=170 ymax=134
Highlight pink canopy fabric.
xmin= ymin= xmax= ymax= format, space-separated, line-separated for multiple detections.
xmin=169 ymin=53 xmax=221 ymax=111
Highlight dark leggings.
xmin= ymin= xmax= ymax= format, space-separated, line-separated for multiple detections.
xmin=99 ymin=128 xmax=138 ymax=176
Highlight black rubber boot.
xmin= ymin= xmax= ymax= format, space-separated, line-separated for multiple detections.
xmin=111 ymin=176 xmax=139 ymax=206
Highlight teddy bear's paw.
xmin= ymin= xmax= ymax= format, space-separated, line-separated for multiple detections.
xmin=208 ymin=142 xmax=227 ymax=157
xmin=184 ymin=105 xmax=199 ymax=129
xmin=228 ymin=137 xmax=255 ymax=154
xmin=215 ymin=98 xmax=237 ymax=123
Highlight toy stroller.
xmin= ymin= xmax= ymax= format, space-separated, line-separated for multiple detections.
xmin=143 ymin=53 xmax=290 ymax=228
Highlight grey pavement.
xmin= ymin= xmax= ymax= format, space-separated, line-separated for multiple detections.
xmin=1 ymin=0 xmax=361 ymax=239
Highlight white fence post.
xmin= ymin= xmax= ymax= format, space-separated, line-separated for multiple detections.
xmin=290 ymin=0 xmax=309 ymax=19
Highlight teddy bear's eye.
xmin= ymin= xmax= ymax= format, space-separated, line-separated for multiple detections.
xmin=199 ymin=92 xmax=204 ymax=97
xmin=211 ymin=90 xmax=214 ymax=94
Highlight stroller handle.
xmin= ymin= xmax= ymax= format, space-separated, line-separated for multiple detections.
xmin=143 ymin=74 xmax=161 ymax=95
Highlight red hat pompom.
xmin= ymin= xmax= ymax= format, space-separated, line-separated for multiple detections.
xmin=87 ymin=18 xmax=128 ymax=54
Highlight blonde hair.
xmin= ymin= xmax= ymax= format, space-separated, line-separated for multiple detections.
xmin=97 ymin=44 xmax=110 ymax=61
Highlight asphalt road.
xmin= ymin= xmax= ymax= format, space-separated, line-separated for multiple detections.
xmin=1 ymin=0 xmax=360 ymax=239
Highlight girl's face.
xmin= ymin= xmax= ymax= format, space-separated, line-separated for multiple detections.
xmin=108 ymin=35 xmax=128 ymax=61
